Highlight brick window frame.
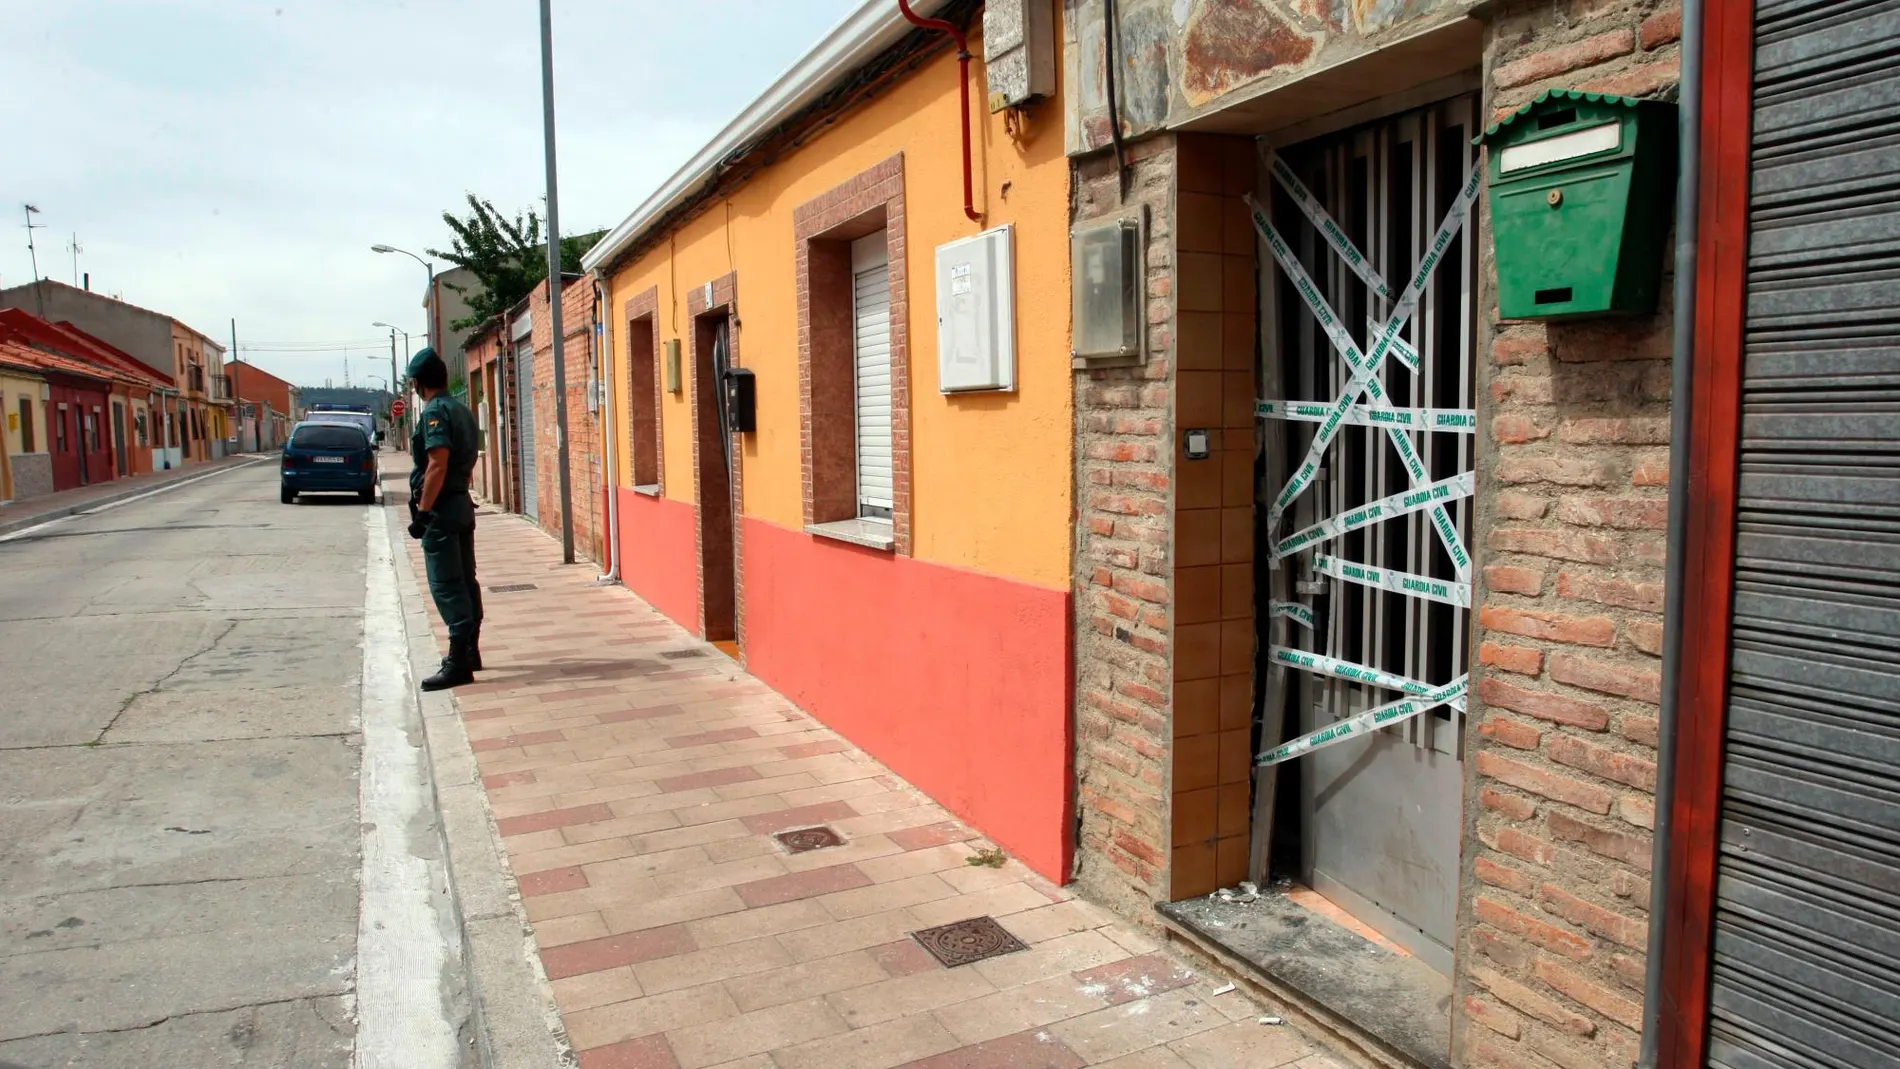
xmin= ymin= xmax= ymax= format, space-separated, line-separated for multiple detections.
xmin=622 ymin=285 xmax=663 ymax=494
xmin=686 ymin=272 xmax=744 ymax=650
xmin=792 ymin=152 xmax=912 ymax=555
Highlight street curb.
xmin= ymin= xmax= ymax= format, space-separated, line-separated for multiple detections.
xmin=382 ymin=492 xmax=576 ymax=1069
xmin=0 ymin=455 xmax=269 ymax=539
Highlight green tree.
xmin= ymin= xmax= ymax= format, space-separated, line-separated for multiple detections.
xmin=427 ymin=195 xmax=606 ymax=331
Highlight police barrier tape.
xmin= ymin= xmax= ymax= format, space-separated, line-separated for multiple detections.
xmin=1256 ymin=675 xmax=1469 ymax=766
xmin=1274 ymin=471 xmax=1475 ymax=560
xmin=1270 ymin=600 xmax=1316 ymax=630
xmin=1246 ymin=170 xmax=1482 ymax=579
xmin=1256 ymin=398 xmax=1477 ymax=433
xmin=1272 ymin=646 xmax=1455 ymax=701
xmin=1314 ymin=553 xmax=1471 ymax=609
xmin=1264 ymin=150 xmax=1397 ymax=303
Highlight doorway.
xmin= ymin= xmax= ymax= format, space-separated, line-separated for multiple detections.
xmin=1256 ymin=94 xmax=1481 ymax=975
xmin=112 ymin=401 xmax=128 ymax=476
xmin=692 ymin=308 xmax=736 ymax=644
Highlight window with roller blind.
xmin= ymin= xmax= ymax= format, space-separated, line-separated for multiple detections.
xmin=850 ymin=231 xmax=893 ymax=521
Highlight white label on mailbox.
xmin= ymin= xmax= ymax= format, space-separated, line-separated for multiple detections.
xmin=1499 ymin=122 xmax=1621 ymax=173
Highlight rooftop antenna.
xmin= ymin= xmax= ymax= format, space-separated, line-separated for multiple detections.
xmin=23 ymin=204 xmax=46 ymax=316
xmin=67 ymin=232 xmax=82 ymax=286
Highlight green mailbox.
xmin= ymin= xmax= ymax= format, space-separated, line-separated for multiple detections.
xmin=1478 ymin=90 xmax=1677 ymax=320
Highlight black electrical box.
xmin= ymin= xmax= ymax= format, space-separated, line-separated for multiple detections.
xmin=724 ymin=367 xmax=756 ymax=434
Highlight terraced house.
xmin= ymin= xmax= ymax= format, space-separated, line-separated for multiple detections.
xmin=582 ymin=3 xmax=1900 ymax=1068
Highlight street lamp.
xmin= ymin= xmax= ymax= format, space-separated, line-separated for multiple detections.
xmin=370 ymin=244 xmax=438 ymax=360
xmin=371 ymin=320 xmax=411 ymax=440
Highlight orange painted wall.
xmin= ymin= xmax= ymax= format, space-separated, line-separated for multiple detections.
xmin=600 ymin=7 xmax=1073 ymax=591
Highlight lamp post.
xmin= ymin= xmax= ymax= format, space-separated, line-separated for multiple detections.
xmin=370 ymin=243 xmax=438 ymax=365
xmin=372 ymin=320 xmax=411 ymax=441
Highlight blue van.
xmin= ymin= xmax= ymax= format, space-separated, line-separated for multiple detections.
xmin=281 ymin=421 xmax=377 ymax=504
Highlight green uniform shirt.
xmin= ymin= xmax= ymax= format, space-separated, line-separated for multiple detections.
xmin=409 ymin=393 xmax=479 ymax=503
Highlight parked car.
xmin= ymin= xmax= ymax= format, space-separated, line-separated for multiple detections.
xmin=281 ymin=421 xmax=377 ymax=504
xmin=305 ymin=409 xmax=382 ymax=447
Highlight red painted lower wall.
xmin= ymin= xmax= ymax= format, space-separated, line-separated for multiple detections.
xmin=615 ymin=489 xmax=700 ymax=631
xmin=741 ymin=517 xmax=1074 ymax=882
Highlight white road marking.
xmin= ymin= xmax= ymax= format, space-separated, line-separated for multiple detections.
xmin=0 ymin=458 xmax=268 ymax=542
xmin=354 ymin=503 xmax=461 ymax=1069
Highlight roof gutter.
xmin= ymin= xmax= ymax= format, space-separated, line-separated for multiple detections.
xmin=580 ymin=0 xmax=954 ymax=275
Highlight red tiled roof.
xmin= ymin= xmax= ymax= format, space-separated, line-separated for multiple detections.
xmin=0 ymin=308 xmax=174 ymax=391
xmin=0 ymin=338 xmax=123 ymax=385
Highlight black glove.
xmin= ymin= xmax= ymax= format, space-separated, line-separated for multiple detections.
xmin=408 ymin=510 xmax=433 ymax=540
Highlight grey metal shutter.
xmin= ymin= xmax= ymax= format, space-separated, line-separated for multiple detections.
xmin=852 ymin=233 xmax=893 ymax=518
xmin=1707 ymin=4 xmax=1900 ymax=1067
xmin=515 ymin=338 xmax=539 ymax=521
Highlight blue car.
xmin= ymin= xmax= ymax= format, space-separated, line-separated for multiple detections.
xmin=281 ymin=421 xmax=378 ymax=504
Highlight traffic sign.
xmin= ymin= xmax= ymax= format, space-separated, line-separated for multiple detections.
xmin=391 ymin=399 xmax=406 ymax=418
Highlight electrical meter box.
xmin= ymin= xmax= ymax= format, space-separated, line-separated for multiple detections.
xmin=935 ymin=225 xmax=1017 ymax=393
xmin=1478 ymin=90 xmax=1677 ymax=320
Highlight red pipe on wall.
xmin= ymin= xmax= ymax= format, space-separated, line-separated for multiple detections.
xmin=897 ymin=0 xmax=982 ymax=223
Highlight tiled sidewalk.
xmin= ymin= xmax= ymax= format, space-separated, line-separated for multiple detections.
xmin=406 ymin=511 xmax=1347 ymax=1069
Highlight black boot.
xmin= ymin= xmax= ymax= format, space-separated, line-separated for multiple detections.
xmin=469 ymin=628 xmax=483 ymax=672
xmin=421 ymin=636 xmax=475 ymax=691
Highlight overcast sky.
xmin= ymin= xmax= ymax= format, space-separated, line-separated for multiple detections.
xmin=1 ymin=0 xmax=861 ymax=388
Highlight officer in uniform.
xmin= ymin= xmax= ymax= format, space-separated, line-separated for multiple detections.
xmin=405 ymin=347 xmax=485 ymax=690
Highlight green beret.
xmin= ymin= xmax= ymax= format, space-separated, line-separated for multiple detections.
xmin=406 ymin=346 xmax=445 ymax=380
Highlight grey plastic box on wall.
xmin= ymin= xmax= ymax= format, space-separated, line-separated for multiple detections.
xmin=1071 ymin=211 xmax=1144 ymax=362
xmin=935 ymin=225 xmax=1017 ymax=393
xmin=983 ymin=0 xmax=1055 ymax=111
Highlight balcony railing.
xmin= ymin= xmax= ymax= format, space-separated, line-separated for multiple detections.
xmin=214 ymin=374 xmax=231 ymax=400
xmin=187 ymin=365 xmax=206 ymax=393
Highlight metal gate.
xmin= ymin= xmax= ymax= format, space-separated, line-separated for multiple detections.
xmin=1255 ymin=94 xmax=1480 ymax=973
xmin=1703 ymin=3 xmax=1900 ymax=1065
xmin=515 ymin=331 xmax=539 ymax=521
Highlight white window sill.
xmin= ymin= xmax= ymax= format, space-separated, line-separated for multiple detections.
xmin=806 ymin=518 xmax=895 ymax=552
xmin=631 ymin=484 xmax=661 ymax=498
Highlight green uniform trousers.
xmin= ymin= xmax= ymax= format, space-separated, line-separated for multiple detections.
xmin=423 ymin=492 xmax=483 ymax=639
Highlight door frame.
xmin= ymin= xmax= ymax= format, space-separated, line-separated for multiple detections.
xmin=1656 ymin=2 xmax=1755 ymax=1066
xmin=687 ymin=272 xmax=742 ymax=648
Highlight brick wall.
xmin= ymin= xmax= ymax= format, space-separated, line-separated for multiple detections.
xmin=1070 ymin=130 xmax=1260 ymax=920
xmin=1071 ymin=136 xmax=1179 ymax=918
xmin=530 ymin=279 xmax=603 ymax=563
xmin=1457 ymin=5 xmax=1681 ymax=1069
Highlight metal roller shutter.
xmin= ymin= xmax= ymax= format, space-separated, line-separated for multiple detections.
xmin=516 ymin=336 xmax=539 ymax=521
xmin=1708 ymin=3 xmax=1900 ymax=1066
xmin=852 ymin=233 xmax=893 ymax=518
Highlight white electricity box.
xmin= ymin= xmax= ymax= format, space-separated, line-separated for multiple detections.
xmin=935 ymin=225 xmax=1016 ymax=393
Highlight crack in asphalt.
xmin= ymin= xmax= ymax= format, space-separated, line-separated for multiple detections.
xmin=93 ymin=620 xmax=242 ymax=746
xmin=0 ymin=994 xmax=353 ymax=1045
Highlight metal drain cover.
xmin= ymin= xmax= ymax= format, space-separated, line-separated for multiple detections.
xmin=910 ymin=916 xmax=1027 ymax=968
xmin=488 ymin=583 xmax=538 ymax=593
xmin=660 ymin=649 xmax=706 ymax=659
xmin=773 ymin=826 xmax=845 ymax=854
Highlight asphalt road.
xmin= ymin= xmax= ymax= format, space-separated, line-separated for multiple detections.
xmin=0 ymin=461 xmax=461 ymax=1068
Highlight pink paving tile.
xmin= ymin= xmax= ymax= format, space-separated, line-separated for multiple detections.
xmin=896 ymin=1029 xmax=1086 ymax=1069
xmin=655 ymin=766 xmax=763 ymax=793
xmin=483 ymin=771 xmax=537 ymax=789
xmin=888 ymin=822 xmax=978 ymax=852
xmin=519 ymin=865 xmax=589 ymax=898
xmin=462 ymin=709 xmax=508 ymax=721
xmin=734 ymin=863 xmax=874 ymax=908
xmin=541 ymin=686 xmax=623 ymax=704
xmin=598 ymin=705 xmax=686 ymax=724
xmin=666 ymin=727 xmax=760 ymax=748
xmin=869 ymin=939 xmax=942 ymax=978
xmin=778 ymin=739 xmax=848 ymax=759
xmin=576 ymin=1033 xmax=680 ymax=1069
xmin=471 ymin=729 xmax=567 ymax=753
xmin=497 ymin=803 xmax=616 ymax=838
xmin=1071 ymin=953 xmax=1199 ymax=1005
xmin=540 ymin=925 xmax=697 ymax=980
xmin=739 ymin=801 xmax=861 ymax=837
